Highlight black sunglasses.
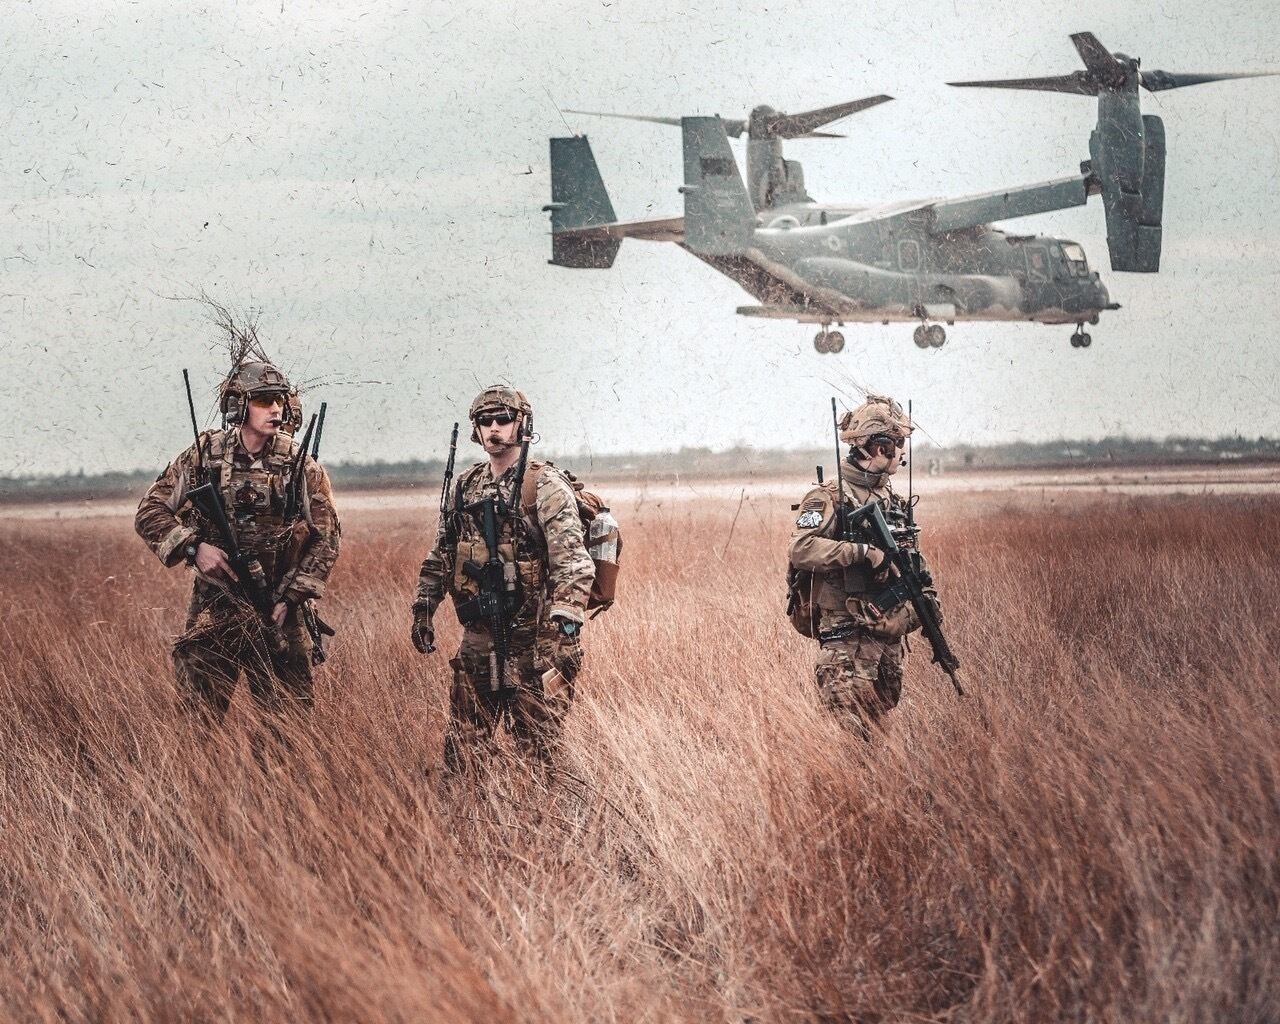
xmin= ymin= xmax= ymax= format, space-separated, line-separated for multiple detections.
xmin=866 ymin=435 xmax=904 ymax=456
xmin=475 ymin=412 xmax=516 ymax=427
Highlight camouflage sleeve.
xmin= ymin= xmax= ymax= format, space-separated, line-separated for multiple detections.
xmin=413 ymin=496 xmax=456 ymax=617
xmin=787 ymin=485 xmax=868 ymax=572
xmin=282 ymin=457 xmax=341 ymax=604
xmin=536 ymin=467 xmax=595 ymax=624
xmin=134 ymin=443 xmax=200 ymax=568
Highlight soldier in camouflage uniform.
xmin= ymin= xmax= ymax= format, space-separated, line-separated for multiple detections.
xmin=411 ymin=385 xmax=595 ymax=769
xmin=135 ymin=361 xmax=340 ymax=724
xmin=788 ymin=395 xmax=939 ymax=738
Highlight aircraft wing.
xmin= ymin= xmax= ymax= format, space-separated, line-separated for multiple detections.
xmin=927 ymin=173 xmax=1093 ymax=233
xmin=551 ymin=216 xmax=685 ymax=243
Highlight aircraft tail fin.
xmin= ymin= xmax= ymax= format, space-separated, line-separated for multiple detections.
xmin=545 ymin=136 xmax=620 ymax=268
xmin=679 ymin=117 xmax=756 ymax=255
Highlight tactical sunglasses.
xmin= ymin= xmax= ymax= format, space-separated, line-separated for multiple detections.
xmin=866 ymin=435 xmax=904 ymax=456
xmin=248 ymin=393 xmax=286 ymax=408
xmin=474 ymin=411 xmax=516 ymax=427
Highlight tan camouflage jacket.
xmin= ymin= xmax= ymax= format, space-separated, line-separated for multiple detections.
xmin=135 ymin=428 xmax=340 ymax=606
xmin=788 ymin=464 xmax=917 ymax=633
xmin=415 ymin=460 xmax=594 ymax=628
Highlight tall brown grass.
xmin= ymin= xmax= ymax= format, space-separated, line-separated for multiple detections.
xmin=1 ymin=490 xmax=1276 ymax=1022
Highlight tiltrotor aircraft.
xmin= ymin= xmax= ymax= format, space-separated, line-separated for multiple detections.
xmin=543 ymin=32 xmax=1273 ymax=352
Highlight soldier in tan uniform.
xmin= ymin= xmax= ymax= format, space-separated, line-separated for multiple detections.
xmin=411 ymin=385 xmax=595 ymax=770
xmin=788 ymin=395 xmax=939 ymax=738
xmin=135 ymin=362 xmax=340 ymax=724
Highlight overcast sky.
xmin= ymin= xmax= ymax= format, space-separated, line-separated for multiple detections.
xmin=3 ymin=0 xmax=1278 ymax=476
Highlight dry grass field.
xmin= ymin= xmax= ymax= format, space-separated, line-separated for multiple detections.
xmin=1 ymin=485 xmax=1277 ymax=1022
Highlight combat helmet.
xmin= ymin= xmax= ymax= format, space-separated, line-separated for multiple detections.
xmin=468 ymin=384 xmax=531 ymax=441
xmin=220 ymin=360 xmax=292 ymax=425
xmin=838 ymin=394 xmax=912 ymax=447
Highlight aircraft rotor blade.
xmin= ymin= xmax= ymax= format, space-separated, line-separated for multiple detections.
xmin=565 ymin=110 xmax=681 ymax=128
xmin=565 ymin=110 xmax=747 ymax=137
xmin=1069 ymin=31 xmax=1128 ymax=80
xmin=947 ymin=72 xmax=1099 ymax=96
xmin=1140 ymin=69 xmax=1280 ymax=92
xmin=763 ymin=94 xmax=893 ymax=138
xmin=951 ymin=33 xmax=1276 ymax=101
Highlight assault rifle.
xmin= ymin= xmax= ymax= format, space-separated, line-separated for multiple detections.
xmin=848 ymin=500 xmax=964 ymax=698
xmin=457 ymin=414 xmax=533 ymax=694
xmin=185 ymin=482 xmax=277 ymax=618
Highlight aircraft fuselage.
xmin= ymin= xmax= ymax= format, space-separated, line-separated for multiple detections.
xmin=699 ymin=202 xmax=1114 ymax=327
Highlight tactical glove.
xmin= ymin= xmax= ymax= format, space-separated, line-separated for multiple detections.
xmin=550 ymin=617 xmax=583 ymax=682
xmin=411 ymin=611 xmax=435 ymax=654
xmin=865 ymin=545 xmax=898 ymax=581
xmin=553 ymin=636 xmax=583 ymax=683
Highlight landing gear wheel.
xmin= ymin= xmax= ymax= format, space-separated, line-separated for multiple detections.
xmin=814 ymin=329 xmax=830 ymax=353
xmin=1070 ymin=332 xmax=1082 ymax=348
xmin=913 ymin=325 xmax=931 ymax=349
xmin=926 ymin=324 xmax=946 ymax=348
xmin=826 ymin=330 xmax=845 ymax=353
xmin=1079 ymin=332 xmax=1092 ymax=348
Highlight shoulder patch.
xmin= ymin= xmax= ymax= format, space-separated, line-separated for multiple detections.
xmin=802 ymin=497 xmax=826 ymax=511
xmin=795 ymin=509 xmax=824 ymax=529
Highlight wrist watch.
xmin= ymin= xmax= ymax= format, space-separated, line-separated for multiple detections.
xmin=184 ymin=543 xmax=199 ymax=567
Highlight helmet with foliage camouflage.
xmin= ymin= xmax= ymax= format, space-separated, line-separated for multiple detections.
xmin=838 ymin=393 xmax=912 ymax=446
xmin=219 ymin=360 xmax=292 ymax=425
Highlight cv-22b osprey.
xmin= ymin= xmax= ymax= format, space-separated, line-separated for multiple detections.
xmin=544 ymin=32 xmax=1273 ymax=353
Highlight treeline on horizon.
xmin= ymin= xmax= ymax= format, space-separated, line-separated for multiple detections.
xmin=5 ymin=434 xmax=1280 ymax=502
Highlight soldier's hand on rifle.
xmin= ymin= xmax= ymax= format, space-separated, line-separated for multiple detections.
xmin=272 ymin=602 xmax=289 ymax=626
xmin=865 ymin=545 xmax=900 ymax=582
xmin=411 ymin=611 xmax=435 ymax=654
xmin=194 ymin=542 xmax=234 ymax=582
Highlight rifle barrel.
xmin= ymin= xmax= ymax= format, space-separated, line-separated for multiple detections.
xmin=440 ymin=422 xmax=459 ymax=513
xmin=310 ymin=402 xmax=327 ymax=460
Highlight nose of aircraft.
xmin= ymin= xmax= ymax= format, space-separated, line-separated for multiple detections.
xmin=1094 ymin=274 xmax=1113 ymax=310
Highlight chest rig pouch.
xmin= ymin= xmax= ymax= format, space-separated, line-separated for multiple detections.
xmin=448 ymin=467 xmax=542 ymax=629
xmin=195 ymin=431 xmax=295 ymax=576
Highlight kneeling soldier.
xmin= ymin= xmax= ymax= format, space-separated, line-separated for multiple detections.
xmin=788 ymin=395 xmax=943 ymax=737
xmin=411 ymin=386 xmax=595 ymax=770
xmin=136 ymin=361 xmax=339 ymax=725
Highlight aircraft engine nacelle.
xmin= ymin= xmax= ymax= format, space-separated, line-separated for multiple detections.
xmin=1090 ymin=94 xmax=1165 ymax=272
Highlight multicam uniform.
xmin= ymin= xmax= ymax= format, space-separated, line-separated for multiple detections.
xmin=135 ymin=427 xmax=340 ymax=720
xmin=414 ymin=459 xmax=595 ymax=765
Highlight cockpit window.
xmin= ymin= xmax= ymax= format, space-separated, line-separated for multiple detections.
xmin=1061 ymin=242 xmax=1089 ymax=276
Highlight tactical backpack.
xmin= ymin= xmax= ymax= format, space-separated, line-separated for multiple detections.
xmin=520 ymin=461 xmax=622 ymax=615
xmin=785 ymin=489 xmax=826 ymax=638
